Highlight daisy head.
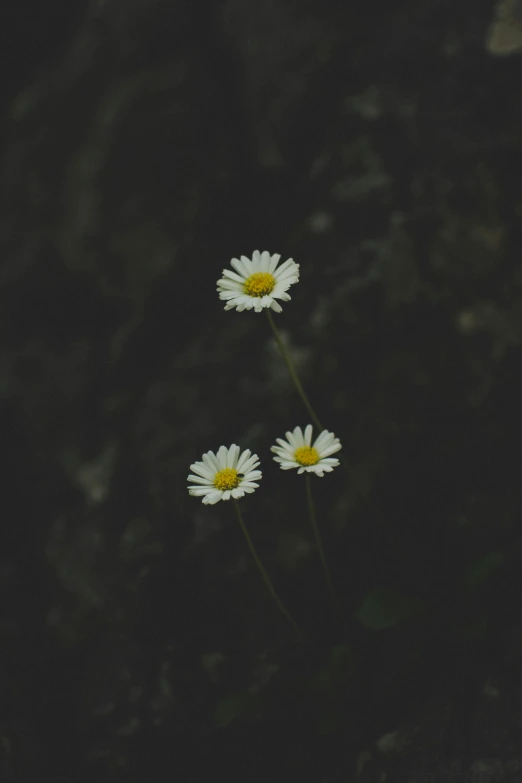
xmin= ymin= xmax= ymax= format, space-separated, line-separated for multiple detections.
xmin=187 ymin=444 xmax=262 ymax=505
xmin=216 ymin=250 xmax=300 ymax=313
xmin=271 ymin=425 xmax=342 ymax=477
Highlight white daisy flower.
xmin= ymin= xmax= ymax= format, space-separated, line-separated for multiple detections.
xmin=216 ymin=250 xmax=300 ymax=313
xmin=271 ymin=425 xmax=342 ymax=477
xmin=187 ymin=444 xmax=262 ymax=505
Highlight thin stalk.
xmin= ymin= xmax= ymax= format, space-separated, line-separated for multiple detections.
xmin=265 ymin=309 xmax=323 ymax=432
xmin=305 ymin=473 xmax=342 ymax=619
xmin=233 ymin=499 xmax=302 ymax=639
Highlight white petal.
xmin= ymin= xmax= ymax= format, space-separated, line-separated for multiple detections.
xmin=240 ymin=255 xmax=254 ymax=274
xmin=275 ymin=267 xmax=299 ymax=283
xmin=190 ymin=461 xmax=213 ymax=479
xmin=235 ymin=295 xmax=252 ymax=307
xmin=240 ymin=455 xmax=260 ymax=474
xmin=274 ymin=259 xmax=297 ymax=278
xmin=216 ymin=446 xmax=228 ymax=468
xmin=204 ymin=490 xmax=224 ymax=505
xmin=285 ymin=429 xmax=300 ymax=449
xmin=219 ymin=288 xmax=245 ymax=298
xmin=293 ymin=426 xmax=306 ymax=446
xmin=187 ymin=474 xmax=213 ymax=485
xmin=318 ymin=458 xmax=340 ymax=467
xmin=236 ymin=449 xmax=251 ymax=472
xmin=304 ymin=424 xmax=313 ymax=446
xmin=243 ymin=469 xmax=262 ymax=482
xmin=313 ymin=431 xmax=332 ymax=449
xmin=227 ymin=444 xmax=240 ymax=469
xmin=260 ymin=250 xmax=271 ymax=271
xmin=273 ymin=280 xmax=297 ymax=294
xmin=268 ymin=253 xmax=281 ymax=273
xmin=274 ymin=438 xmax=294 ymax=452
xmin=230 ymin=257 xmax=249 ymax=277
xmin=218 ymin=279 xmax=245 ymax=291
xmin=270 ymin=300 xmax=282 ymax=313
xmin=271 ymin=287 xmax=291 ymax=301
xmin=203 ymin=452 xmax=219 ymax=470
xmin=189 ymin=487 xmax=213 ymax=496
xmin=221 ymin=269 xmax=245 ymax=283
xmin=318 ymin=443 xmax=342 ymax=458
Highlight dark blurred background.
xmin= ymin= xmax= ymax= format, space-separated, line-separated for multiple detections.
xmin=2 ymin=1 xmax=522 ymax=781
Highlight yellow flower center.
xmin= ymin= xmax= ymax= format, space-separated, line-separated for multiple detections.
xmin=214 ymin=468 xmax=240 ymax=491
xmin=243 ymin=272 xmax=276 ymax=297
xmin=294 ymin=446 xmax=319 ymax=466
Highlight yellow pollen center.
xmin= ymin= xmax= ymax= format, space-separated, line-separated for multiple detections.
xmin=243 ymin=272 xmax=276 ymax=297
xmin=294 ymin=446 xmax=319 ymax=466
xmin=214 ymin=468 xmax=240 ymax=491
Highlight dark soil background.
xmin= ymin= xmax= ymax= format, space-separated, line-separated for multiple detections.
xmin=2 ymin=1 xmax=522 ymax=781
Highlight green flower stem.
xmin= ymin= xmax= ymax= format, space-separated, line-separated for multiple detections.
xmin=265 ymin=310 xmax=323 ymax=432
xmin=233 ymin=499 xmax=302 ymax=640
xmin=305 ymin=473 xmax=343 ymax=619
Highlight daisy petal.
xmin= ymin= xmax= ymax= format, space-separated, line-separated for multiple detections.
xmin=240 ymin=255 xmax=254 ymax=273
xmin=304 ymin=424 xmax=313 ymax=446
xmin=236 ymin=449 xmax=252 ymax=473
xmin=221 ymin=269 xmax=245 ymax=283
xmin=190 ymin=461 xmax=213 ymax=479
xmin=230 ymin=257 xmax=249 ymax=276
xmin=319 ymin=443 xmax=342 ymax=458
xmin=216 ymin=445 xmax=228 ymax=468
xmin=268 ymin=253 xmax=281 ymax=273
xmin=204 ymin=491 xmax=223 ymax=505
xmin=274 ymin=258 xmax=296 ymax=277
xmin=187 ymin=474 xmax=213 ymax=485
xmin=227 ymin=444 xmax=240 ymax=469
xmin=240 ymin=455 xmax=261 ymax=474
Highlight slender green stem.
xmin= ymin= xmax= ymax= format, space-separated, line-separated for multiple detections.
xmin=305 ymin=474 xmax=342 ymax=618
xmin=233 ymin=500 xmax=302 ymax=639
xmin=265 ymin=309 xmax=323 ymax=432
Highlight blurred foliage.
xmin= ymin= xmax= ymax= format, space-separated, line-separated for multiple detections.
xmin=2 ymin=0 xmax=522 ymax=781
xmin=355 ymin=588 xmax=425 ymax=632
